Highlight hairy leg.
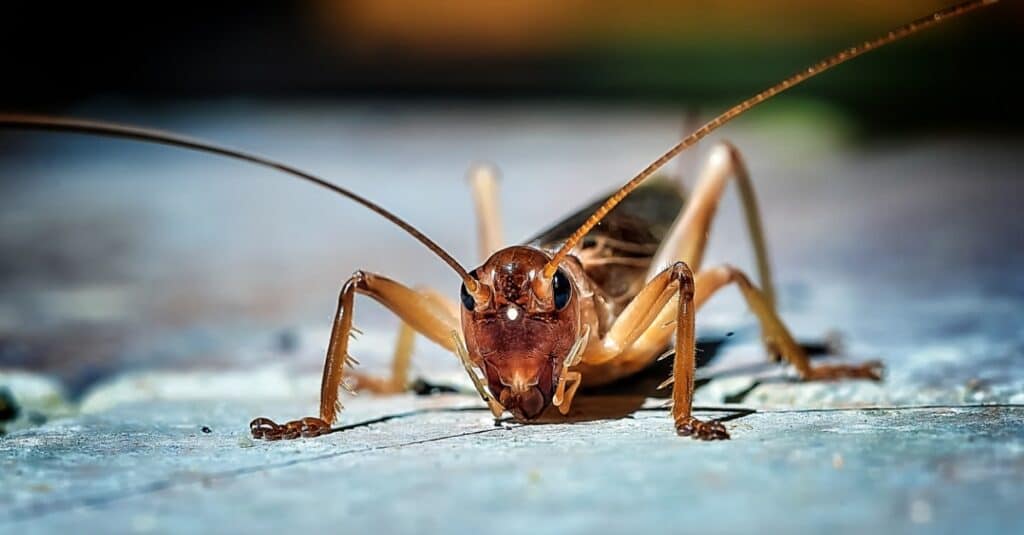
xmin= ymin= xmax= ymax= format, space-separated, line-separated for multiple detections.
xmin=581 ymin=262 xmax=728 ymax=439
xmin=251 ymin=271 xmax=459 ymax=440
xmin=349 ymin=288 xmax=459 ymax=394
xmin=352 ymin=164 xmax=502 ymax=394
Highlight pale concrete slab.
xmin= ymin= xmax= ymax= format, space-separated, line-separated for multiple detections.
xmin=1 ymin=397 xmax=1022 ymax=534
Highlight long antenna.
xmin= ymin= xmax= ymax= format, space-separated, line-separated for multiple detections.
xmin=543 ymin=0 xmax=999 ymax=278
xmin=0 ymin=114 xmax=479 ymax=290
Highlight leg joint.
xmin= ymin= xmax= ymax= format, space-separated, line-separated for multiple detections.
xmin=720 ymin=263 xmax=739 ymax=277
xmin=712 ymin=139 xmax=741 ymax=158
xmin=707 ymin=141 xmax=739 ymax=170
xmin=669 ymin=261 xmax=695 ymax=299
xmin=718 ymin=263 xmax=753 ymax=286
xmin=343 ymin=270 xmax=372 ymax=293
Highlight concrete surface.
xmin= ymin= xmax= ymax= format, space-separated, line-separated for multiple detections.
xmin=2 ymin=397 xmax=1022 ymax=534
xmin=1 ymin=104 xmax=1023 ymax=533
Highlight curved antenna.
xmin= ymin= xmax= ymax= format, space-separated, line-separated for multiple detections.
xmin=0 ymin=114 xmax=479 ymax=291
xmin=543 ymin=0 xmax=998 ymax=278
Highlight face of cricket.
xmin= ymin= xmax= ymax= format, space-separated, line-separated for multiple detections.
xmin=459 ymin=246 xmax=578 ymax=420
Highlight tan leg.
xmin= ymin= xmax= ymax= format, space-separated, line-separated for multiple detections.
xmin=579 ymin=263 xmax=878 ymax=439
xmin=552 ymin=372 xmax=582 ymax=415
xmin=641 ymin=141 xmax=881 ymax=372
xmin=348 ymin=322 xmax=414 ymax=395
xmin=581 ymin=262 xmax=728 ymax=439
xmin=552 ymin=325 xmax=590 ymax=414
xmin=350 ymin=288 xmax=459 ymax=395
xmin=453 ymin=332 xmax=506 ymax=418
xmin=608 ymin=263 xmax=880 ymax=383
xmin=648 ymin=141 xmax=775 ymax=307
xmin=468 ymin=164 xmax=504 ymax=262
xmin=250 ymin=271 xmax=459 ymax=440
xmin=665 ymin=264 xmax=728 ymax=439
xmin=586 ymin=265 xmax=691 ymax=365
xmin=694 ymin=265 xmax=882 ymax=381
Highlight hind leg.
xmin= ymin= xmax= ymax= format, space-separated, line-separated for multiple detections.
xmin=694 ymin=265 xmax=881 ymax=380
xmin=649 ymin=141 xmax=875 ymax=370
xmin=468 ymin=163 xmax=504 ymax=262
xmin=620 ymin=264 xmax=882 ymax=384
xmin=648 ymin=141 xmax=774 ymax=305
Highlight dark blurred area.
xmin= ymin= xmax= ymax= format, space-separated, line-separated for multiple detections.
xmin=4 ymin=0 xmax=1022 ymax=134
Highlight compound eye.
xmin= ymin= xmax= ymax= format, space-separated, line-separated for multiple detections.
xmin=460 ymin=282 xmax=476 ymax=311
xmin=552 ymin=269 xmax=572 ymax=310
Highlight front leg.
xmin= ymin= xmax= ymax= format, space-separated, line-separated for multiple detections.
xmin=582 ymin=262 xmax=728 ymax=440
xmin=251 ymin=271 xmax=459 ymax=440
xmin=664 ymin=263 xmax=729 ymax=440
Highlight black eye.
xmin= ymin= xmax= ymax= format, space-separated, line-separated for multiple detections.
xmin=460 ymin=282 xmax=475 ymax=311
xmin=552 ymin=269 xmax=572 ymax=310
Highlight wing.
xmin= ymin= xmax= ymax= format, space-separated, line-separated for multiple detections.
xmin=527 ymin=177 xmax=684 ymax=251
xmin=527 ymin=177 xmax=685 ymax=309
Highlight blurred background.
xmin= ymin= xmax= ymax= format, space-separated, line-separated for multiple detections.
xmin=5 ymin=0 xmax=1022 ymax=132
xmin=1 ymin=1 xmax=1022 ymax=400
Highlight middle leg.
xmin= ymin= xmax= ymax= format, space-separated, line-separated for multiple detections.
xmin=620 ymin=264 xmax=882 ymax=383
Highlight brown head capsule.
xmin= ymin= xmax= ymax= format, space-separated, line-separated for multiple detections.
xmin=460 ymin=246 xmax=578 ymax=421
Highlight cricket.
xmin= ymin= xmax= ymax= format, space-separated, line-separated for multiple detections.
xmin=0 ymin=0 xmax=998 ymax=442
